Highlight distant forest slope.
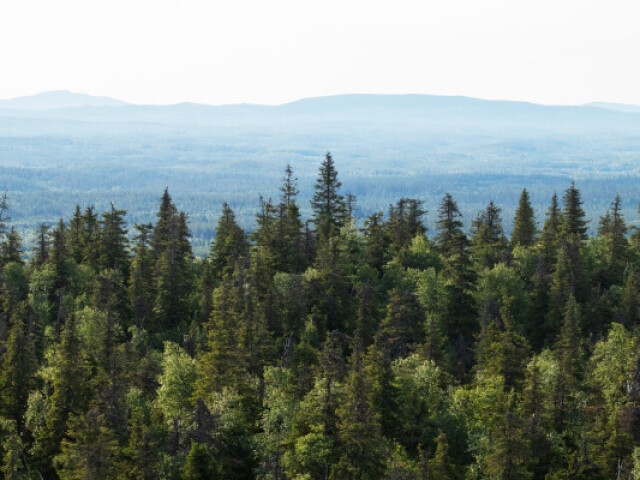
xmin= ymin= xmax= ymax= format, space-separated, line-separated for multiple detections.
xmin=2 ymin=93 xmax=640 ymax=254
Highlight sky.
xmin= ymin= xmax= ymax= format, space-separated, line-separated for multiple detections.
xmin=1 ymin=0 xmax=640 ymax=106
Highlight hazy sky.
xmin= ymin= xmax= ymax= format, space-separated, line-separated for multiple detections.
xmin=2 ymin=0 xmax=639 ymax=105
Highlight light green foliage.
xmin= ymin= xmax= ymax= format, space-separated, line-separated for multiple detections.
xmin=157 ymin=342 xmax=197 ymax=422
xmin=590 ymin=323 xmax=639 ymax=410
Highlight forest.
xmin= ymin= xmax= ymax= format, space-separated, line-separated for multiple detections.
xmin=0 ymin=153 xmax=639 ymax=480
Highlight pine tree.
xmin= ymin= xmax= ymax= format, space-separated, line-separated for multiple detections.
xmin=311 ymin=152 xmax=347 ymax=242
xmin=512 ymin=188 xmax=537 ymax=247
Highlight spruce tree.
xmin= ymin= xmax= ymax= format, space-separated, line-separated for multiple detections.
xmin=82 ymin=205 xmax=100 ymax=268
xmin=330 ymin=341 xmax=385 ymax=480
xmin=209 ymin=202 xmax=248 ymax=281
xmin=129 ymin=223 xmax=156 ymax=329
xmin=68 ymin=204 xmax=84 ymax=264
xmin=276 ymin=165 xmax=305 ymax=272
xmin=33 ymin=316 xmax=89 ymax=477
xmin=598 ymin=194 xmax=628 ymax=284
xmin=553 ymin=294 xmax=581 ymax=431
xmin=33 ymin=223 xmax=51 ymax=266
xmin=311 ymin=152 xmax=347 ymax=242
xmin=560 ymin=182 xmax=588 ymax=239
xmin=512 ymin=188 xmax=537 ymax=247
xmin=0 ymin=227 xmax=22 ymax=266
xmin=471 ymin=200 xmax=507 ymax=269
xmin=0 ymin=304 xmax=37 ymax=428
xmin=98 ymin=203 xmax=129 ymax=278
xmin=363 ymin=211 xmax=386 ymax=275
xmin=376 ymin=290 xmax=424 ymax=360
xmin=435 ymin=193 xmax=465 ymax=258
xmin=540 ymin=192 xmax=561 ymax=264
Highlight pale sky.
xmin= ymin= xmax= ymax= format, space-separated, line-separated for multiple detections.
xmin=2 ymin=0 xmax=640 ymax=106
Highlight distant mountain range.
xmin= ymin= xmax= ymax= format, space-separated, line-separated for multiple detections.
xmin=3 ymin=92 xmax=640 ymax=138
xmin=2 ymin=90 xmax=640 ymax=115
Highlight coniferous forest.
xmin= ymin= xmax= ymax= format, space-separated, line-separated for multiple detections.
xmin=2 ymin=153 xmax=640 ymax=480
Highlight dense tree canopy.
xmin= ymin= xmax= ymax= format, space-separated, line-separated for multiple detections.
xmin=0 ymin=159 xmax=640 ymax=480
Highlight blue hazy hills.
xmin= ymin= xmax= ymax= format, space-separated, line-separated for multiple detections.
xmin=2 ymin=91 xmax=640 ymax=253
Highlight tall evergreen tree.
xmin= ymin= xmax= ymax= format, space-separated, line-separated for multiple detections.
xmin=311 ymin=152 xmax=347 ymax=242
xmin=209 ymin=202 xmax=248 ymax=281
xmin=471 ymin=200 xmax=507 ymax=269
xmin=435 ymin=193 xmax=465 ymax=258
xmin=129 ymin=223 xmax=155 ymax=329
xmin=68 ymin=205 xmax=84 ymax=264
xmin=560 ymin=182 xmax=588 ymax=240
xmin=539 ymin=192 xmax=562 ymax=264
xmin=82 ymin=205 xmax=100 ymax=268
xmin=598 ymin=194 xmax=628 ymax=285
xmin=330 ymin=340 xmax=385 ymax=480
xmin=0 ymin=227 xmax=22 ymax=266
xmin=98 ymin=203 xmax=129 ymax=278
xmin=0 ymin=304 xmax=37 ymax=428
xmin=511 ymin=188 xmax=537 ymax=248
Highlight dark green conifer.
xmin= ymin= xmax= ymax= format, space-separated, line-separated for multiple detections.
xmin=471 ymin=200 xmax=508 ymax=269
xmin=512 ymin=188 xmax=537 ymax=247
xmin=311 ymin=152 xmax=347 ymax=242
